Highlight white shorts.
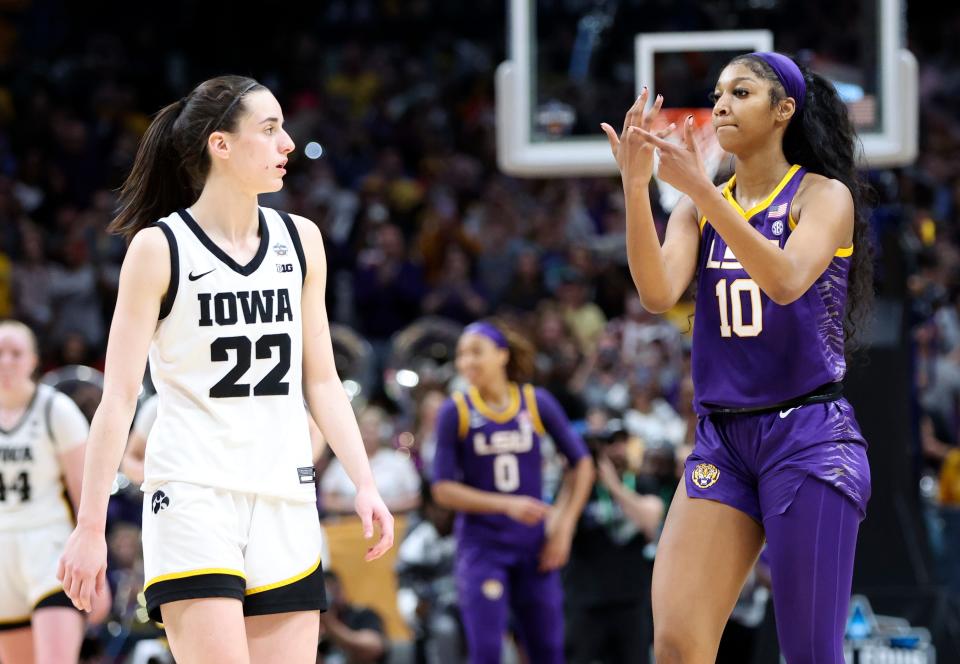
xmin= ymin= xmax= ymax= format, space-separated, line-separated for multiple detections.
xmin=142 ymin=482 xmax=326 ymax=622
xmin=0 ymin=519 xmax=76 ymax=629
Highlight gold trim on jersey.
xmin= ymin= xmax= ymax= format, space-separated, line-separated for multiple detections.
xmin=144 ymin=568 xmax=246 ymax=592
xmin=452 ymin=392 xmax=470 ymax=439
xmin=722 ymin=164 xmax=802 ymax=220
xmin=468 ymin=384 xmax=521 ymax=423
xmin=522 ymin=385 xmax=546 ymax=436
xmin=245 ymin=556 xmax=321 ymax=595
xmin=699 ymin=215 xmax=708 ymax=234
xmin=789 ymin=212 xmax=855 ymax=257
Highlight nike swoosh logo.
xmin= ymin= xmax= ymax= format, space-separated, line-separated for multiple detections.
xmin=188 ymin=268 xmax=215 ymax=281
xmin=779 ymin=408 xmax=798 ymax=419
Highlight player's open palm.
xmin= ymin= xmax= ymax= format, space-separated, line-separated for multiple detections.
xmin=601 ymin=88 xmax=673 ymax=188
xmin=505 ymin=495 xmax=550 ymax=526
xmin=57 ymin=525 xmax=107 ymax=613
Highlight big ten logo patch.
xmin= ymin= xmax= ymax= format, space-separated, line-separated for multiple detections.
xmin=276 ymin=263 xmax=293 ymax=273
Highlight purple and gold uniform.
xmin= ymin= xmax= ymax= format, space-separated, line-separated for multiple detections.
xmin=433 ymin=383 xmax=588 ymax=664
xmin=685 ymin=165 xmax=871 ymax=661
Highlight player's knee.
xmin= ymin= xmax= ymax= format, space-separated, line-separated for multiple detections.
xmin=652 ymin=639 xmax=685 ymax=664
xmin=653 ymin=626 xmax=706 ymax=664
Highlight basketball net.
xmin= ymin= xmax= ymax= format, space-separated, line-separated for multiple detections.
xmin=651 ymin=108 xmax=727 ymax=212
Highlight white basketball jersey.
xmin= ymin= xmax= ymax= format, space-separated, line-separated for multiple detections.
xmin=144 ymin=207 xmax=315 ymax=502
xmin=0 ymin=385 xmax=88 ymax=531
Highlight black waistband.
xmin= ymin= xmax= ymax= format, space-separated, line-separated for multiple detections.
xmin=704 ymin=382 xmax=844 ymax=416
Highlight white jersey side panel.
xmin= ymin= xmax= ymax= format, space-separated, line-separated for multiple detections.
xmin=144 ymin=207 xmax=314 ymax=502
xmin=0 ymin=385 xmax=87 ymax=532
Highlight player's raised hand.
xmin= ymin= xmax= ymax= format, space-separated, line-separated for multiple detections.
xmin=504 ymin=495 xmax=550 ymax=526
xmin=634 ymin=114 xmax=713 ymax=198
xmin=601 ymin=87 xmax=674 ymax=188
xmin=355 ymin=485 xmax=395 ymax=561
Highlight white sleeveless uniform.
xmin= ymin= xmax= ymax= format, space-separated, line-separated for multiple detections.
xmin=0 ymin=385 xmax=88 ymax=625
xmin=141 ymin=207 xmax=323 ymax=619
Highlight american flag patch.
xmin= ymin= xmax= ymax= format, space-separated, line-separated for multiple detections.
xmin=768 ymin=203 xmax=788 ymax=219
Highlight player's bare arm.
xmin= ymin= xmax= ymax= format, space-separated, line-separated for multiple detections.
xmin=58 ymin=226 xmax=168 ymax=612
xmin=294 ymin=213 xmax=395 ymax=561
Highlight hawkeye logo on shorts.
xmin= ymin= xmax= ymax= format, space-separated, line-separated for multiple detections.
xmin=692 ymin=463 xmax=720 ymax=489
xmin=151 ymin=490 xmax=170 ymax=514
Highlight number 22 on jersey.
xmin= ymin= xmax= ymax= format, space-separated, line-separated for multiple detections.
xmin=209 ymin=333 xmax=292 ymax=398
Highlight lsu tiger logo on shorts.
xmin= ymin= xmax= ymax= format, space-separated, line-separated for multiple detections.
xmin=691 ymin=463 xmax=720 ymax=489
xmin=481 ymin=579 xmax=504 ymax=600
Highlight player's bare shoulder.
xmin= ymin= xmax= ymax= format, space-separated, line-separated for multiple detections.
xmin=286 ymin=213 xmax=326 ymax=279
xmin=124 ymin=225 xmax=171 ymax=289
xmin=129 ymin=224 xmax=170 ymax=255
xmin=793 ymin=173 xmax=853 ymax=219
xmin=287 ymin=213 xmax=322 ymax=240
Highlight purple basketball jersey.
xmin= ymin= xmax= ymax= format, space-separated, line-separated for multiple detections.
xmin=692 ymin=165 xmax=853 ymax=415
xmin=433 ymin=383 xmax=587 ymax=552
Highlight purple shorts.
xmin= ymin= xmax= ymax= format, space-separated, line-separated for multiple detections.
xmin=684 ymin=398 xmax=870 ymax=523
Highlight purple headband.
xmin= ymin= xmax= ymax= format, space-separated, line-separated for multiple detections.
xmin=750 ymin=52 xmax=806 ymax=112
xmin=463 ymin=322 xmax=508 ymax=349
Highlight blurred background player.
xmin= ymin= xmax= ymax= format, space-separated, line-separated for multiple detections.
xmin=431 ymin=320 xmax=595 ymax=664
xmin=0 ymin=320 xmax=108 ymax=663
xmin=602 ymin=52 xmax=872 ymax=662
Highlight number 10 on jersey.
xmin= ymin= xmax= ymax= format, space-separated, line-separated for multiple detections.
xmin=715 ymin=278 xmax=763 ymax=338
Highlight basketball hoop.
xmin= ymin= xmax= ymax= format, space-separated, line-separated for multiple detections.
xmin=651 ymin=108 xmax=728 ymax=212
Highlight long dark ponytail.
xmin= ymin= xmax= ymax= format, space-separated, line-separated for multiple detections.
xmin=109 ymin=75 xmax=265 ymax=240
xmin=732 ymin=54 xmax=874 ymax=352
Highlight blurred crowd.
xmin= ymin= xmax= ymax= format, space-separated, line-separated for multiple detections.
xmin=0 ymin=0 xmax=959 ymax=661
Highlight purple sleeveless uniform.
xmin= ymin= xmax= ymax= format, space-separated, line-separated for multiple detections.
xmin=433 ymin=383 xmax=588 ymax=664
xmin=686 ymin=164 xmax=870 ymax=520
xmin=683 ymin=165 xmax=871 ymax=662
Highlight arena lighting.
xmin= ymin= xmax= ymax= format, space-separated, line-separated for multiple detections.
xmin=305 ymin=141 xmax=324 ymax=159
xmin=396 ymin=369 xmax=420 ymax=388
xmin=342 ymin=379 xmax=361 ymax=400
